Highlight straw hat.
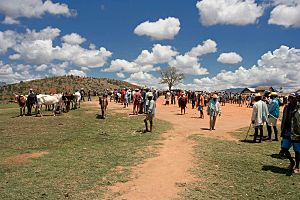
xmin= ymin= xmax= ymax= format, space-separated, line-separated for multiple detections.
xmin=269 ymin=92 xmax=278 ymax=97
xmin=255 ymin=93 xmax=261 ymax=97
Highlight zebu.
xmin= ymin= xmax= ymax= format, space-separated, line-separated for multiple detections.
xmin=14 ymin=94 xmax=27 ymax=116
xmin=73 ymin=91 xmax=81 ymax=109
xmin=36 ymin=94 xmax=63 ymax=116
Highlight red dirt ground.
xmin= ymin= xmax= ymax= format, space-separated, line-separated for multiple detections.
xmin=4 ymin=151 xmax=49 ymax=165
xmin=101 ymin=97 xmax=252 ymax=200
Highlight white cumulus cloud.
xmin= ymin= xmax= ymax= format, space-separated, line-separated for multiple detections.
xmin=268 ymin=1 xmax=300 ymax=27
xmin=217 ymin=52 xmax=243 ymax=64
xmin=4 ymin=27 xmax=112 ymax=67
xmin=196 ymin=0 xmax=264 ymax=26
xmin=0 ymin=30 xmax=18 ymax=54
xmin=68 ymin=69 xmax=86 ymax=77
xmin=187 ymin=39 xmax=217 ymax=57
xmin=62 ymin=33 xmax=86 ymax=45
xmin=134 ymin=17 xmax=180 ymax=40
xmin=125 ymin=71 xmax=161 ymax=87
xmin=193 ymin=45 xmax=300 ymax=91
xmin=169 ymin=54 xmax=209 ymax=75
xmin=116 ymin=72 xmax=125 ymax=78
xmin=135 ymin=44 xmax=178 ymax=65
xmin=0 ymin=0 xmax=76 ymax=24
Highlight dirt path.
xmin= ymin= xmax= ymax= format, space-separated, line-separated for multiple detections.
xmin=92 ymin=98 xmax=252 ymax=200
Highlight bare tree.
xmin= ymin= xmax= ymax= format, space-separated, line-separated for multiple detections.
xmin=159 ymin=67 xmax=185 ymax=91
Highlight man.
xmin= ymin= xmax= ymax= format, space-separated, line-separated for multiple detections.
xmin=124 ymin=89 xmax=129 ymax=108
xmin=196 ymin=93 xmax=205 ymax=118
xmin=165 ymin=91 xmax=171 ymax=105
xmin=144 ymin=93 xmax=155 ymax=132
xmin=267 ymin=92 xmax=280 ymax=141
xmin=99 ymin=93 xmax=108 ymax=119
xmin=251 ymin=93 xmax=269 ymax=143
xmin=208 ymin=94 xmax=221 ymax=131
xmin=179 ymin=92 xmax=188 ymax=115
xmin=26 ymin=89 xmax=37 ymax=116
xmin=280 ymin=93 xmax=300 ymax=174
xmin=133 ymin=89 xmax=141 ymax=115
xmin=88 ymin=90 xmax=92 ymax=101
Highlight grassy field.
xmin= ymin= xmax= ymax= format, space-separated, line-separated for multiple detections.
xmin=182 ymin=128 xmax=300 ymax=200
xmin=0 ymin=102 xmax=170 ymax=200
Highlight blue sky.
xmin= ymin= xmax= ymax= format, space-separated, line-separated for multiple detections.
xmin=0 ymin=0 xmax=300 ymax=91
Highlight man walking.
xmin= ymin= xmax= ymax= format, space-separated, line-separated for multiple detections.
xmin=267 ymin=92 xmax=280 ymax=141
xmin=280 ymin=93 xmax=300 ymax=174
xmin=144 ymin=93 xmax=155 ymax=132
xmin=251 ymin=93 xmax=269 ymax=143
xmin=208 ymin=94 xmax=221 ymax=131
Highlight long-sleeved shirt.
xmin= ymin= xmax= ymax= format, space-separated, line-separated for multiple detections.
xmin=268 ymin=98 xmax=280 ymax=118
xmin=208 ymin=99 xmax=221 ymax=116
xmin=147 ymin=99 xmax=155 ymax=116
xmin=251 ymin=100 xmax=269 ymax=126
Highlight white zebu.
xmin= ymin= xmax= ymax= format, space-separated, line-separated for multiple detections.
xmin=36 ymin=94 xmax=63 ymax=116
xmin=73 ymin=91 xmax=81 ymax=109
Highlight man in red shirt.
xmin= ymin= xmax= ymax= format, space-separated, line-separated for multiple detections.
xmin=133 ymin=89 xmax=141 ymax=115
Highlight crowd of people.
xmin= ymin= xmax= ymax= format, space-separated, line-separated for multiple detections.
xmin=109 ymin=87 xmax=300 ymax=174
xmin=14 ymin=85 xmax=300 ymax=174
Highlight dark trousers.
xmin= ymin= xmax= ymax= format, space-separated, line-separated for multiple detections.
xmin=254 ymin=125 xmax=263 ymax=142
xmin=267 ymin=125 xmax=278 ymax=140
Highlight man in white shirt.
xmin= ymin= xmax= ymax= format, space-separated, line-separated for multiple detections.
xmin=251 ymin=93 xmax=269 ymax=143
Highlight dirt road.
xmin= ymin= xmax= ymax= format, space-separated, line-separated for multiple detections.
xmin=101 ymin=97 xmax=252 ymax=200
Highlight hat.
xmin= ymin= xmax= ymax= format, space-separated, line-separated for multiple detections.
xmin=269 ymin=92 xmax=278 ymax=97
xmin=148 ymin=93 xmax=153 ymax=97
xmin=135 ymin=88 xmax=139 ymax=91
xmin=289 ymin=92 xmax=297 ymax=97
xmin=212 ymin=94 xmax=218 ymax=99
xmin=255 ymin=93 xmax=261 ymax=97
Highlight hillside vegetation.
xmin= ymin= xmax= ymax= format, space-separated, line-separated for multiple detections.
xmin=0 ymin=75 xmax=138 ymax=103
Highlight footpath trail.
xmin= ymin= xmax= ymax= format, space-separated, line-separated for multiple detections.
xmin=96 ymin=97 xmax=252 ymax=200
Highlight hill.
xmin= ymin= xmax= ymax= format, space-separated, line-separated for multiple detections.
xmin=0 ymin=75 xmax=138 ymax=103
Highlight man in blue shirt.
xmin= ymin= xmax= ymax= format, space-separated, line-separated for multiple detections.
xmin=144 ymin=92 xmax=155 ymax=132
xmin=267 ymin=92 xmax=280 ymax=141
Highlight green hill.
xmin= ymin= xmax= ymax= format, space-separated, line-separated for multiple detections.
xmin=0 ymin=75 xmax=138 ymax=103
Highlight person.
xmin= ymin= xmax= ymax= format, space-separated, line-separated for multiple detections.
xmin=251 ymin=93 xmax=269 ymax=143
xmin=124 ymin=89 xmax=129 ymax=108
xmin=179 ymin=92 xmax=188 ymax=115
xmin=144 ymin=93 xmax=155 ymax=132
xmin=165 ymin=91 xmax=171 ymax=105
xmin=26 ymin=89 xmax=37 ymax=116
xmin=267 ymin=92 xmax=280 ymax=141
xmin=133 ymin=89 xmax=141 ymax=115
xmin=191 ymin=92 xmax=196 ymax=109
xmin=80 ymin=88 xmax=85 ymax=101
xmin=88 ymin=90 xmax=92 ymax=101
xmin=196 ymin=93 xmax=205 ymax=118
xmin=280 ymin=93 xmax=300 ymax=174
xmin=171 ymin=91 xmax=176 ymax=104
xmin=207 ymin=94 xmax=221 ymax=131
xmin=99 ymin=93 xmax=108 ymax=119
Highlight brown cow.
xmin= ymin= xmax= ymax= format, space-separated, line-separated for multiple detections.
xmin=99 ymin=94 xmax=108 ymax=119
xmin=15 ymin=94 xmax=27 ymax=116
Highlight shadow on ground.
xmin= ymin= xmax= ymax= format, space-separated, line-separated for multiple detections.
xmin=262 ymin=165 xmax=292 ymax=176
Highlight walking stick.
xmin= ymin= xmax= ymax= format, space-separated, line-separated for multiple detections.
xmin=244 ymin=122 xmax=252 ymax=141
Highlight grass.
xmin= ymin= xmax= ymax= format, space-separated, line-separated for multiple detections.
xmin=182 ymin=127 xmax=300 ymax=200
xmin=0 ymin=101 xmax=171 ymax=200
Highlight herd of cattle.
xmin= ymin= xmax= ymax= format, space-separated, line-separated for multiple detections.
xmin=14 ymin=91 xmax=82 ymax=116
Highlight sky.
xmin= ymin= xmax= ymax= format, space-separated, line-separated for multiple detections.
xmin=0 ymin=0 xmax=300 ymax=91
